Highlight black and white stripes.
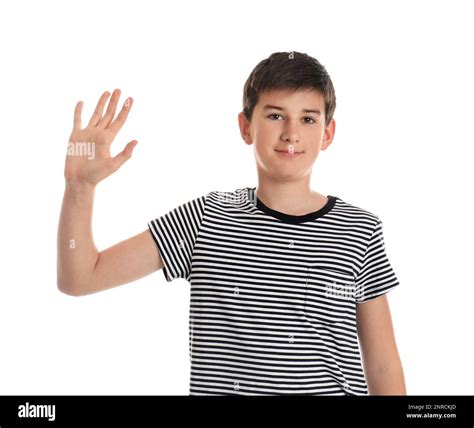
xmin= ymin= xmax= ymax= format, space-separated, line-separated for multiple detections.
xmin=148 ymin=195 xmax=206 ymax=282
xmin=148 ymin=187 xmax=400 ymax=395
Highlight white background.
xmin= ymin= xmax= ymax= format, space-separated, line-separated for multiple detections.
xmin=0 ymin=0 xmax=473 ymax=395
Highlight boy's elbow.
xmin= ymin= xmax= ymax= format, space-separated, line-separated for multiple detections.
xmin=57 ymin=278 xmax=83 ymax=297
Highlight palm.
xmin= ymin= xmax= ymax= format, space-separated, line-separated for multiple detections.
xmin=65 ymin=89 xmax=138 ymax=186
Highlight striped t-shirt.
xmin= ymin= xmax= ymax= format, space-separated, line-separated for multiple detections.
xmin=147 ymin=187 xmax=400 ymax=396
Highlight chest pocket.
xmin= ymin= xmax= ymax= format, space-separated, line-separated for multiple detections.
xmin=304 ymin=266 xmax=356 ymax=324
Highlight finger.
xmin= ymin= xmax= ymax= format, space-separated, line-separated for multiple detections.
xmin=110 ymin=140 xmax=138 ymax=172
xmin=73 ymin=100 xmax=83 ymax=131
xmin=108 ymin=97 xmax=133 ymax=136
xmin=88 ymin=91 xmax=111 ymax=127
xmin=99 ymin=88 xmax=121 ymax=128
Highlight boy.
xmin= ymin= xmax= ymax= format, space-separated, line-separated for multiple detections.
xmin=57 ymin=51 xmax=406 ymax=396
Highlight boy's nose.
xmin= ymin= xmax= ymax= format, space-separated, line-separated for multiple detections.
xmin=282 ymin=133 xmax=300 ymax=142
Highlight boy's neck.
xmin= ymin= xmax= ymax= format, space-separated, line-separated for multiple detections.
xmin=255 ymin=179 xmax=328 ymax=216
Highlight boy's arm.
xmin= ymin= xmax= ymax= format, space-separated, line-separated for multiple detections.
xmin=57 ymin=182 xmax=163 ymax=296
xmin=356 ymin=294 xmax=407 ymax=395
xmin=57 ymin=89 xmax=163 ymax=296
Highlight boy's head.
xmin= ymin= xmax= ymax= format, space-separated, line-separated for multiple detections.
xmin=238 ymin=51 xmax=336 ymax=183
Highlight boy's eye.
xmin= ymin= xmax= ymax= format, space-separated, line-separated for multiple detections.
xmin=267 ymin=114 xmax=316 ymax=124
xmin=268 ymin=114 xmax=283 ymax=120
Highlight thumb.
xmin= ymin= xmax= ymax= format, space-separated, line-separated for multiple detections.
xmin=110 ymin=140 xmax=138 ymax=172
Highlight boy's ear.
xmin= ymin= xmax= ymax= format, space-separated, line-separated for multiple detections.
xmin=238 ymin=112 xmax=253 ymax=146
xmin=321 ymin=118 xmax=336 ymax=151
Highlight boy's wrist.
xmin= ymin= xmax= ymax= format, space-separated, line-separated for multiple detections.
xmin=65 ymin=179 xmax=96 ymax=194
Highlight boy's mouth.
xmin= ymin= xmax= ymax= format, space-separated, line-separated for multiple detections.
xmin=274 ymin=149 xmax=304 ymax=158
xmin=275 ymin=144 xmax=303 ymax=154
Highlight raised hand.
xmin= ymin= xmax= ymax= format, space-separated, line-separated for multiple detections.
xmin=65 ymin=89 xmax=138 ymax=187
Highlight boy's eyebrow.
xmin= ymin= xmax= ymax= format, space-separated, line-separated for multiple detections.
xmin=263 ymin=104 xmax=321 ymax=115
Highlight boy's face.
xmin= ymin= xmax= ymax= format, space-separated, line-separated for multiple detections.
xmin=238 ymin=88 xmax=335 ymax=182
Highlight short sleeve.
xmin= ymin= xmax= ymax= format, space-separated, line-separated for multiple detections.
xmin=147 ymin=194 xmax=207 ymax=282
xmin=354 ymin=219 xmax=400 ymax=303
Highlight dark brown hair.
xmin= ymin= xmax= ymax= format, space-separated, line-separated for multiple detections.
xmin=242 ymin=51 xmax=336 ymax=127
